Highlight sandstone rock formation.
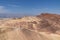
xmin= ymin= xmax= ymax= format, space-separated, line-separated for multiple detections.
xmin=0 ymin=13 xmax=60 ymax=40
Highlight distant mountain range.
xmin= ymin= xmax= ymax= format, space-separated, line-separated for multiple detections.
xmin=0 ymin=13 xmax=21 ymax=18
xmin=0 ymin=13 xmax=34 ymax=18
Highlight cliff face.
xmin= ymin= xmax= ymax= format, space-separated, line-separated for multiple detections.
xmin=0 ymin=13 xmax=60 ymax=40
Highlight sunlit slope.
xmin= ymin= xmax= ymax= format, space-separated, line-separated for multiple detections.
xmin=0 ymin=13 xmax=60 ymax=40
xmin=0 ymin=28 xmax=60 ymax=40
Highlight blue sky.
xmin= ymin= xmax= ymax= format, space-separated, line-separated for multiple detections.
xmin=0 ymin=0 xmax=60 ymax=15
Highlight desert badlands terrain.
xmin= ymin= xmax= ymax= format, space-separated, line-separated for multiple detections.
xmin=0 ymin=13 xmax=60 ymax=40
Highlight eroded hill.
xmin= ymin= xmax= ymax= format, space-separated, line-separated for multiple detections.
xmin=0 ymin=13 xmax=60 ymax=40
